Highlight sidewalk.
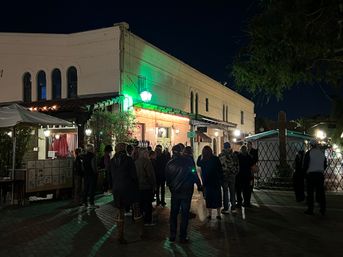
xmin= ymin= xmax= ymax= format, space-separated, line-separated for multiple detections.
xmin=0 ymin=190 xmax=342 ymax=257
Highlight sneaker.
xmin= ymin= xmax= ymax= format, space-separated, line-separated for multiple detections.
xmin=221 ymin=209 xmax=230 ymax=214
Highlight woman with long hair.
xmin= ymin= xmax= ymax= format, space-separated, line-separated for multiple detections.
xmin=197 ymin=146 xmax=223 ymax=220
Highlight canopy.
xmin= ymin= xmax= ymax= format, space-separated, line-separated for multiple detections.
xmin=0 ymin=104 xmax=72 ymax=128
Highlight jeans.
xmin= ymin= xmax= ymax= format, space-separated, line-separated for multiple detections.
xmin=222 ymin=175 xmax=236 ymax=210
xmin=170 ymin=194 xmax=192 ymax=239
xmin=156 ymin=181 xmax=166 ymax=205
xmin=236 ymin=176 xmax=251 ymax=206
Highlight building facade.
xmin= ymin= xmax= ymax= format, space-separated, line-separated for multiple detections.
xmin=0 ymin=23 xmax=255 ymax=157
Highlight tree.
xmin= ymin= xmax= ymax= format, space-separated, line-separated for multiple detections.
xmin=232 ymin=0 xmax=343 ymax=99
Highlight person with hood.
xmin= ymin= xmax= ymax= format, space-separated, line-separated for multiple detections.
xmin=218 ymin=142 xmax=239 ymax=213
xmin=165 ymin=144 xmax=202 ymax=243
xmin=135 ymin=148 xmax=156 ymax=225
xmin=109 ymin=143 xmax=141 ymax=244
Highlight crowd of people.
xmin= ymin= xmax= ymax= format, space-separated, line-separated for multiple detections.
xmin=72 ymin=141 xmax=260 ymax=244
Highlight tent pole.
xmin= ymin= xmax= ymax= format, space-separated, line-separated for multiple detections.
xmin=11 ymin=127 xmax=16 ymax=205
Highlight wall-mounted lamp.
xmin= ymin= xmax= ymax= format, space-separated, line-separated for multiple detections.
xmin=175 ymin=129 xmax=180 ymax=135
xmin=55 ymin=134 xmax=60 ymax=140
xmin=44 ymin=129 xmax=51 ymax=137
xmin=85 ymin=128 xmax=92 ymax=137
xmin=214 ymin=131 xmax=219 ymax=137
xmin=140 ymin=91 xmax=152 ymax=102
xmin=233 ymin=129 xmax=241 ymax=137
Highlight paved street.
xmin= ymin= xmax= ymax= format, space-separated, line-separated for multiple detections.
xmin=0 ymin=190 xmax=342 ymax=257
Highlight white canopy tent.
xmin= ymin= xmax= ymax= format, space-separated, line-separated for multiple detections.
xmin=0 ymin=104 xmax=72 ymax=203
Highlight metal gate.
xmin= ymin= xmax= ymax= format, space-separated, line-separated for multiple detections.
xmin=255 ymin=141 xmax=343 ymax=191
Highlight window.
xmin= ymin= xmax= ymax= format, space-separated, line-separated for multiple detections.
xmin=226 ymin=106 xmax=228 ymax=122
xmin=195 ymin=93 xmax=199 ymax=115
xmin=222 ymin=105 xmax=225 ymax=121
xmin=67 ymin=66 xmax=78 ymax=98
xmin=37 ymin=70 xmax=46 ymax=101
xmin=52 ymin=69 xmax=62 ymax=100
xmin=205 ymin=98 xmax=209 ymax=112
xmin=241 ymin=110 xmax=244 ymax=125
xmin=23 ymin=72 xmax=32 ymax=102
xmin=190 ymin=91 xmax=194 ymax=113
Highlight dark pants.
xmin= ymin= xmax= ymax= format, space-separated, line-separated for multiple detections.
xmin=306 ymin=172 xmax=326 ymax=212
xmin=293 ymin=172 xmax=305 ymax=202
xmin=73 ymin=175 xmax=83 ymax=204
xmin=236 ymin=176 xmax=251 ymax=206
xmin=170 ymin=195 xmax=192 ymax=239
xmin=83 ymin=174 xmax=97 ymax=205
xmin=103 ymin=169 xmax=112 ymax=192
xmin=156 ymin=181 xmax=166 ymax=205
xmin=139 ymin=189 xmax=154 ymax=223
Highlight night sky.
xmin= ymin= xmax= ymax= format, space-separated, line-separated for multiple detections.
xmin=0 ymin=1 xmax=332 ymax=121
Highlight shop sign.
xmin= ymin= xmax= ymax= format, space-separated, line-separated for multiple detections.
xmin=187 ymin=131 xmax=196 ymax=138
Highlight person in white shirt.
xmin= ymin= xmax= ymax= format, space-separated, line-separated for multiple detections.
xmin=303 ymin=140 xmax=327 ymax=215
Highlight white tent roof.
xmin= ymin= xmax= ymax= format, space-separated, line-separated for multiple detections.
xmin=0 ymin=104 xmax=72 ymax=128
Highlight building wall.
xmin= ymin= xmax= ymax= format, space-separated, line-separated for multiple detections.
xmin=121 ymin=29 xmax=255 ymax=135
xmin=0 ymin=27 xmax=121 ymax=102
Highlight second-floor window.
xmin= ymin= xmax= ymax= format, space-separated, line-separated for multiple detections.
xmin=67 ymin=66 xmax=78 ymax=98
xmin=190 ymin=91 xmax=194 ymax=113
xmin=241 ymin=110 xmax=244 ymax=125
xmin=52 ymin=69 xmax=62 ymax=100
xmin=222 ymin=105 xmax=225 ymax=121
xmin=23 ymin=72 xmax=32 ymax=102
xmin=37 ymin=70 xmax=46 ymax=101
xmin=195 ymin=93 xmax=199 ymax=115
xmin=205 ymin=98 xmax=209 ymax=112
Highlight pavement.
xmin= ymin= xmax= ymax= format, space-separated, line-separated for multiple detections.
xmin=0 ymin=190 xmax=342 ymax=257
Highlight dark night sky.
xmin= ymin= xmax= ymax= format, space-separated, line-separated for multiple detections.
xmin=0 ymin=1 xmax=332 ymax=121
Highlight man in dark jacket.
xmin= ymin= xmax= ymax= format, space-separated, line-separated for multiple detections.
xmin=82 ymin=144 xmax=98 ymax=208
xmin=165 ymin=144 xmax=201 ymax=243
xmin=155 ymin=145 xmax=168 ymax=206
xmin=109 ymin=142 xmax=141 ymax=243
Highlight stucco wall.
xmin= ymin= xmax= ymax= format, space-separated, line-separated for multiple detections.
xmin=0 ymin=27 xmax=121 ymax=102
xmin=121 ymin=30 xmax=255 ymax=135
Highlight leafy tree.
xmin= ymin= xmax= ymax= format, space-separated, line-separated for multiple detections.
xmin=232 ymin=0 xmax=343 ymax=99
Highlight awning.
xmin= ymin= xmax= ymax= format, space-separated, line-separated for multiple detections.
xmin=195 ymin=131 xmax=212 ymax=143
xmin=191 ymin=116 xmax=237 ymax=130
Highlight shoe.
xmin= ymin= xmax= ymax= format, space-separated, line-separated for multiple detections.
xmin=180 ymin=237 xmax=190 ymax=244
xmin=221 ymin=209 xmax=230 ymax=214
xmin=304 ymin=209 xmax=314 ymax=215
xmin=169 ymin=237 xmax=176 ymax=242
xmin=144 ymin=222 xmax=156 ymax=226
xmin=216 ymin=215 xmax=222 ymax=220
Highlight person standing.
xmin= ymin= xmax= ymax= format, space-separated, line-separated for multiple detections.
xmin=82 ymin=144 xmax=98 ymax=208
xmin=236 ymin=145 xmax=254 ymax=207
xmin=135 ymin=148 xmax=156 ymax=226
xmin=197 ymin=146 xmax=223 ymax=220
xmin=166 ymin=144 xmax=202 ymax=243
xmin=155 ymin=145 xmax=168 ymax=207
xmin=109 ymin=143 xmax=141 ymax=243
xmin=303 ymin=140 xmax=327 ymax=215
xmin=73 ymin=148 xmax=84 ymax=204
xmin=247 ymin=141 xmax=258 ymax=192
xmin=218 ymin=142 xmax=239 ymax=214
xmin=293 ymin=150 xmax=306 ymax=202
xmin=102 ymin=145 xmax=113 ymax=195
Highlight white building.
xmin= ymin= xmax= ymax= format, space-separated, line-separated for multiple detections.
xmin=0 ymin=22 xmax=254 ymax=157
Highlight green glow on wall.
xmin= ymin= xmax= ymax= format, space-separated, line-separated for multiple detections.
xmin=123 ymin=94 xmax=133 ymax=111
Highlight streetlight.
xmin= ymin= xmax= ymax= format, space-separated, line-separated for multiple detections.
xmin=85 ymin=128 xmax=92 ymax=137
xmin=233 ymin=129 xmax=241 ymax=137
xmin=315 ymin=129 xmax=326 ymax=140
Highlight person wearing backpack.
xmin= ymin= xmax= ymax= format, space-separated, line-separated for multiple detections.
xmin=82 ymin=144 xmax=98 ymax=208
xmin=219 ymin=142 xmax=239 ymax=214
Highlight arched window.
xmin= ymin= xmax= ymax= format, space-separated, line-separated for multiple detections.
xmin=23 ymin=72 xmax=32 ymax=102
xmin=52 ymin=69 xmax=62 ymax=100
xmin=37 ymin=70 xmax=46 ymax=101
xmin=67 ymin=66 xmax=78 ymax=98
xmin=223 ymin=105 xmax=225 ymax=121
xmin=190 ymin=91 xmax=194 ymax=113
xmin=195 ymin=93 xmax=198 ymax=116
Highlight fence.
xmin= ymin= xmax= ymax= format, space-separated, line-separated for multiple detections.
xmin=255 ymin=140 xmax=343 ymax=191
